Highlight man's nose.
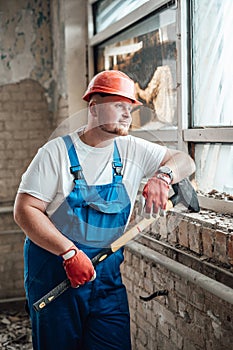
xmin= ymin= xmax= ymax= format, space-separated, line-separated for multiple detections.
xmin=122 ymin=107 xmax=131 ymax=118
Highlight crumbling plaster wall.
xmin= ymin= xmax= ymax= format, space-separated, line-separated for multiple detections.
xmin=0 ymin=0 xmax=57 ymax=203
xmin=0 ymin=0 xmax=88 ymax=202
xmin=0 ymin=0 xmax=54 ymax=105
xmin=0 ymin=0 xmax=89 ymax=299
xmin=0 ymin=0 xmax=88 ymax=301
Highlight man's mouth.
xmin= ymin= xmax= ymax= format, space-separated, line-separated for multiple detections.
xmin=99 ymin=123 xmax=129 ymax=136
xmin=119 ymin=120 xmax=131 ymax=127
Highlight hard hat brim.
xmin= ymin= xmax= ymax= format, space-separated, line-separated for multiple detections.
xmin=83 ymin=89 xmax=142 ymax=105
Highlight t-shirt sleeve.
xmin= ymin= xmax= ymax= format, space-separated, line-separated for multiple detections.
xmin=18 ymin=143 xmax=61 ymax=203
xmin=141 ymin=140 xmax=167 ymax=178
xmin=129 ymin=136 xmax=167 ymax=179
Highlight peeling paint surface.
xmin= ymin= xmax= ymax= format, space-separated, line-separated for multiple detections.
xmin=0 ymin=0 xmax=53 ymax=94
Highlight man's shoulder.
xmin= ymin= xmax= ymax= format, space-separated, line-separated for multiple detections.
xmin=40 ymin=135 xmax=68 ymax=156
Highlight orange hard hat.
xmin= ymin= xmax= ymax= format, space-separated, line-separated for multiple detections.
xmin=82 ymin=70 xmax=142 ymax=105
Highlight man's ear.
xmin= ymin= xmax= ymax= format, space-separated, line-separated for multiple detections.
xmin=89 ymin=100 xmax=97 ymax=116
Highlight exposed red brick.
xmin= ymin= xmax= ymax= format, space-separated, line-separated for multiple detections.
xmin=178 ymin=219 xmax=189 ymax=248
xmin=188 ymin=222 xmax=202 ymax=254
xmin=202 ymin=227 xmax=215 ymax=258
xmin=214 ymin=229 xmax=228 ymax=263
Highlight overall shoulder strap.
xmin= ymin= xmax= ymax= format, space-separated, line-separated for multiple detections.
xmin=62 ymin=135 xmax=84 ymax=181
xmin=112 ymin=140 xmax=123 ymax=182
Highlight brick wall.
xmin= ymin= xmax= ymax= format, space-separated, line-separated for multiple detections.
xmin=149 ymin=209 xmax=233 ymax=267
xmin=0 ymin=79 xmax=70 ymax=203
xmin=0 ymin=207 xmax=25 ymax=299
xmin=0 ymin=230 xmax=25 ymax=299
xmin=0 ymin=79 xmax=54 ymax=297
xmin=121 ymin=209 xmax=233 ymax=350
xmin=0 ymin=78 xmax=68 ymax=299
xmin=0 ymin=80 xmax=54 ymax=203
xmin=122 ymin=243 xmax=233 ymax=350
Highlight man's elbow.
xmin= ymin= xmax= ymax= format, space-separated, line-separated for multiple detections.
xmin=13 ymin=199 xmax=23 ymax=227
xmin=13 ymin=193 xmax=28 ymax=228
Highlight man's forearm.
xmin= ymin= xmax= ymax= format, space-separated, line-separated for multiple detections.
xmin=160 ymin=150 xmax=196 ymax=184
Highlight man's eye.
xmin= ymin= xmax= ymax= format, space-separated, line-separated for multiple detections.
xmin=115 ymin=103 xmax=122 ymax=108
xmin=115 ymin=103 xmax=132 ymax=112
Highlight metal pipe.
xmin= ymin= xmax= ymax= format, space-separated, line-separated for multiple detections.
xmin=127 ymin=241 xmax=233 ymax=305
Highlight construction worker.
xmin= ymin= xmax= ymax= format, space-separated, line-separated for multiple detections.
xmin=14 ymin=70 xmax=196 ymax=350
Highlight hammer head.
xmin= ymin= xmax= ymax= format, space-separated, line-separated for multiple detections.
xmin=170 ymin=178 xmax=200 ymax=212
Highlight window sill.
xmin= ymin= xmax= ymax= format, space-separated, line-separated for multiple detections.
xmin=198 ymin=195 xmax=233 ymax=215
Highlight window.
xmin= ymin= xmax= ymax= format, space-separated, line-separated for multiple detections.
xmin=88 ymin=0 xmax=233 ymax=213
xmin=191 ymin=0 xmax=233 ymax=127
xmin=88 ymin=0 xmax=179 ymax=146
xmin=93 ymin=0 xmax=151 ymax=33
xmin=95 ymin=8 xmax=177 ymax=131
xmin=187 ymin=0 xmax=233 ymax=206
xmin=195 ymin=144 xmax=233 ymax=195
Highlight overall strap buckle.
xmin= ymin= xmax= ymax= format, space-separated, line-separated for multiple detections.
xmin=70 ymin=165 xmax=83 ymax=181
xmin=112 ymin=161 xmax=123 ymax=177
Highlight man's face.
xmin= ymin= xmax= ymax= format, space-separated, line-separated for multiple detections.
xmin=91 ymin=95 xmax=133 ymax=136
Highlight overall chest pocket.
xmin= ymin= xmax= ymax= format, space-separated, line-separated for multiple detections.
xmin=70 ymin=183 xmax=131 ymax=246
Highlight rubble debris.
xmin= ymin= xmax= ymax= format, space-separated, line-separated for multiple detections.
xmin=199 ymin=189 xmax=233 ymax=201
xmin=0 ymin=309 xmax=32 ymax=350
xmin=197 ymin=209 xmax=232 ymax=232
xmin=174 ymin=206 xmax=232 ymax=233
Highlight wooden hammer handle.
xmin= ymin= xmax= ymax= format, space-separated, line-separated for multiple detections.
xmin=33 ymin=209 xmax=168 ymax=312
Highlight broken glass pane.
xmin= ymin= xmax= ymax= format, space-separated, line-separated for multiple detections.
xmin=95 ymin=7 xmax=177 ymax=130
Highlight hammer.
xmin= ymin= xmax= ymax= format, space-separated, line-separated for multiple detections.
xmin=33 ymin=178 xmax=199 ymax=312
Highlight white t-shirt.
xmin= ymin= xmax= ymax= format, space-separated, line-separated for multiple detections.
xmin=18 ymin=132 xmax=166 ymax=218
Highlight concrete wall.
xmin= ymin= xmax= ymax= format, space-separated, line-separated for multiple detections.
xmin=64 ymin=0 xmax=89 ymax=118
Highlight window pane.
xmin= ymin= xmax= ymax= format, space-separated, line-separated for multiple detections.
xmin=191 ymin=0 xmax=233 ymax=127
xmin=94 ymin=8 xmax=177 ymax=130
xmin=93 ymin=0 xmax=150 ymax=33
xmin=195 ymin=143 xmax=233 ymax=195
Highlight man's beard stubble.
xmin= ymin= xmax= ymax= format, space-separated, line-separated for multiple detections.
xmin=99 ymin=123 xmax=129 ymax=136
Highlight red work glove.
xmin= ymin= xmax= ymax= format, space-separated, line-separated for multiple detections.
xmin=61 ymin=245 xmax=95 ymax=288
xmin=142 ymin=175 xmax=170 ymax=216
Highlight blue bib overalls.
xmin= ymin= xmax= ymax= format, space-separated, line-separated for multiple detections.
xmin=24 ymin=135 xmax=132 ymax=350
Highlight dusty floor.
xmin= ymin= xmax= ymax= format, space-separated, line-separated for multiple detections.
xmin=0 ymin=308 xmax=32 ymax=350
